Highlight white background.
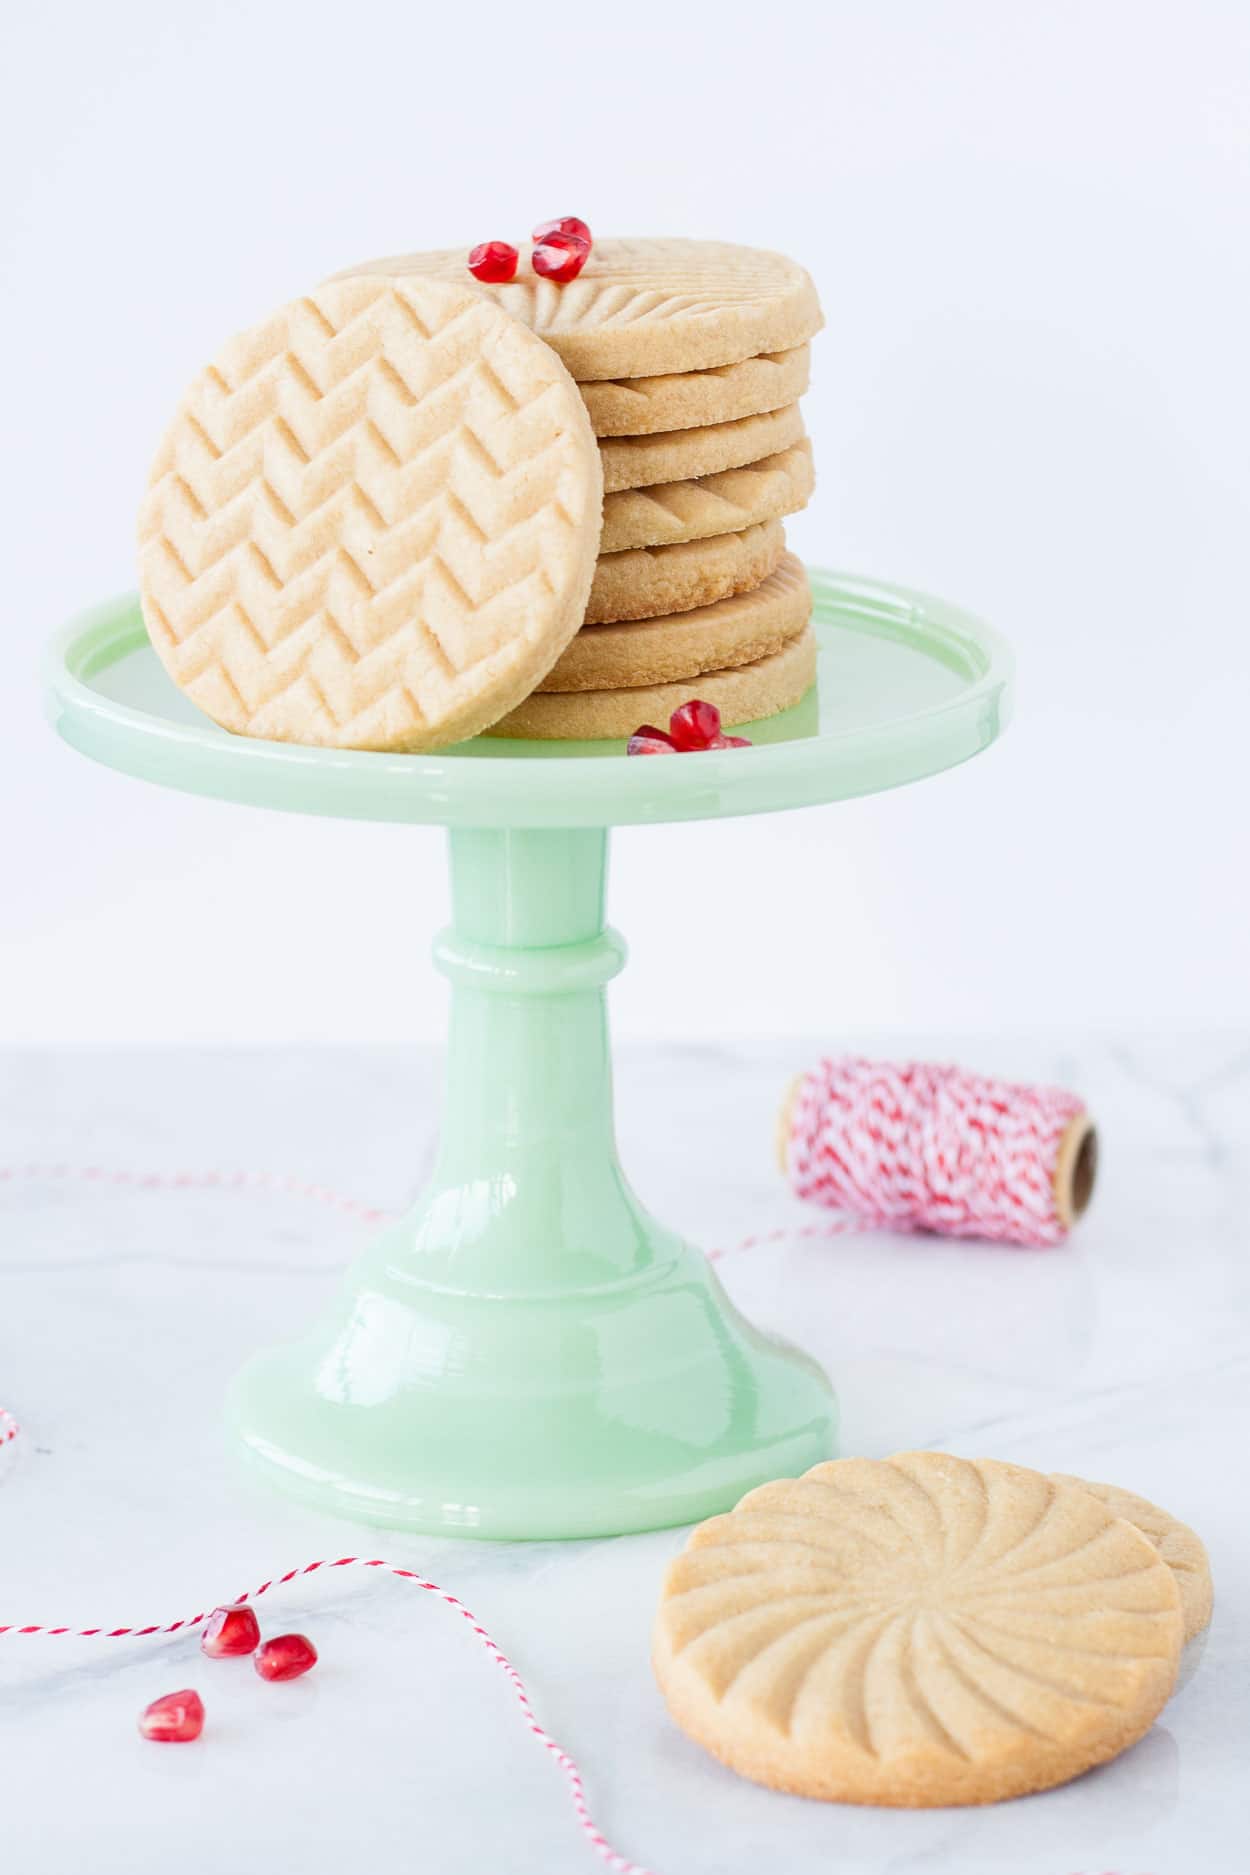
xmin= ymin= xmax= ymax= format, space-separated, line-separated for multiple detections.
xmin=3 ymin=0 xmax=1247 ymax=1044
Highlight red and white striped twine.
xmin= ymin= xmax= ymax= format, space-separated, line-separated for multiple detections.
xmin=0 ymin=1555 xmax=651 ymax=1875
xmin=0 ymin=1160 xmax=389 ymax=1224
xmin=785 ymin=1058 xmax=1087 ymax=1248
xmin=0 ymin=1161 xmax=725 ymax=1873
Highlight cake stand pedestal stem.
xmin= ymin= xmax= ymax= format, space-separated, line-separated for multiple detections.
xmin=429 ymin=827 xmax=643 ymax=1295
xmin=228 ymin=822 xmax=837 ymax=1538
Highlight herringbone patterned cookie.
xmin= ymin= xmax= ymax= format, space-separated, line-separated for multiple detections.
xmin=582 ymin=345 xmax=811 ymax=437
xmin=488 ymin=626 xmax=816 ymax=740
xmin=1051 ymin=1474 xmax=1213 ymax=1642
xmin=600 ymin=441 xmax=813 ymax=554
xmin=544 ymin=554 xmax=810 ymax=691
xmin=654 ymin=1453 xmax=1183 ymax=1807
xmin=587 ymin=520 xmax=787 ymax=623
xmin=138 ymin=278 xmax=602 ymax=752
xmin=333 ymin=239 xmax=823 ymax=380
xmin=599 ymin=404 xmax=804 ymax=493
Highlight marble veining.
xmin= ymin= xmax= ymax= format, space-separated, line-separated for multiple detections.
xmin=0 ymin=1039 xmax=1245 ymax=1874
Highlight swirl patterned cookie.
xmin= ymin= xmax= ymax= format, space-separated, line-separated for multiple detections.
xmin=1051 ymin=1473 xmax=1213 ymax=1642
xmin=653 ymin=1453 xmax=1183 ymax=1807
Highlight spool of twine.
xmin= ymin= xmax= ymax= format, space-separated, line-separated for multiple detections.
xmin=778 ymin=1058 xmax=1097 ymax=1247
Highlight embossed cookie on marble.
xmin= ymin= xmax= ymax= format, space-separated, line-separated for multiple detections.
xmin=653 ymin=1453 xmax=1184 ymax=1807
xmin=1051 ymin=1472 xmax=1213 ymax=1642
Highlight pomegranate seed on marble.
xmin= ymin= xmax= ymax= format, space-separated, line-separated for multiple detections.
xmin=468 ymin=241 xmax=519 ymax=283
xmin=669 ymin=700 xmax=722 ymax=750
xmin=201 ymin=1604 xmax=261 ymax=1658
xmin=627 ymin=725 xmax=677 ymax=756
xmin=138 ymin=1689 xmax=204 ymax=1743
xmin=532 ymin=216 xmax=592 ymax=249
xmin=531 ymin=232 xmax=590 ymax=283
xmin=255 ymin=1634 xmax=318 ymax=1682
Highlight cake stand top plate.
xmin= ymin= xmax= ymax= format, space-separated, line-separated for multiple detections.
xmin=45 ymin=568 xmax=1011 ymax=829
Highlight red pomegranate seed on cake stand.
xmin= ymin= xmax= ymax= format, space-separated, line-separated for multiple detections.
xmin=669 ymin=700 xmax=724 ymax=750
xmin=255 ymin=1634 xmax=318 ymax=1682
xmin=627 ymin=702 xmax=753 ymax=756
xmin=200 ymin=1603 xmax=261 ymax=1658
xmin=468 ymin=241 xmax=519 ymax=283
xmin=138 ymin=1689 xmax=205 ymax=1743
xmin=533 ymin=216 xmax=592 ymax=249
xmin=626 ymin=725 xmax=677 ymax=756
xmin=532 ymin=232 xmax=590 ymax=283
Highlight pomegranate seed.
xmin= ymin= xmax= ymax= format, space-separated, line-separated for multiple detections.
xmin=708 ymin=732 xmax=752 ymax=749
xmin=201 ymin=1604 xmax=261 ymax=1658
xmin=468 ymin=241 xmax=519 ymax=284
xmin=138 ymin=1689 xmax=204 ymax=1743
xmin=255 ymin=1633 xmax=318 ymax=1682
xmin=627 ymin=724 xmax=677 ymax=756
xmin=532 ymin=216 xmax=592 ymax=249
xmin=531 ymin=232 xmax=590 ymax=283
xmin=669 ymin=700 xmax=722 ymax=750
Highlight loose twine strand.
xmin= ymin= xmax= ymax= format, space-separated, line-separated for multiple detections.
xmin=1 ymin=1548 xmax=649 ymax=1874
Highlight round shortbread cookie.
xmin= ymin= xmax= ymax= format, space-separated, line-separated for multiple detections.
xmin=543 ymin=554 xmax=810 ymax=692
xmin=600 ymin=441 xmax=813 ymax=555
xmin=582 ymin=345 xmax=811 ymax=437
xmin=487 ymin=626 xmax=816 ymax=741
xmin=599 ymin=403 xmax=804 ymax=493
xmin=587 ymin=521 xmax=786 ymax=625
xmin=1051 ymin=1474 xmax=1213 ymax=1643
xmin=333 ymin=239 xmax=823 ymax=380
xmin=653 ymin=1453 xmax=1183 ymax=1808
xmin=138 ymin=279 xmax=602 ymax=753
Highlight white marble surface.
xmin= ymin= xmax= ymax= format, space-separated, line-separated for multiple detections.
xmin=1 ymin=1039 xmax=1246 ymax=1875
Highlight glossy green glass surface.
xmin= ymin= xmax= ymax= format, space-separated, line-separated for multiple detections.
xmin=45 ymin=569 xmax=1012 ymax=1537
xmin=45 ymin=570 xmax=1012 ymax=827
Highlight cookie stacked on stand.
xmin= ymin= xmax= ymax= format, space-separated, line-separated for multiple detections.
xmin=335 ymin=236 xmax=825 ymax=740
xmin=136 ymin=235 xmax=824 ymax=752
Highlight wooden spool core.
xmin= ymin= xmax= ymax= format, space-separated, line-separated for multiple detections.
xmin=1053 ymin=1112 xmax=1098 ymax=1230
xmin=776 ymin=1073 xmax=803 ymax=1175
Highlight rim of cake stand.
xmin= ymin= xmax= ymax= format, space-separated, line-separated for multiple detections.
xmin=44 ymin=566 xmax=1013 ymax=829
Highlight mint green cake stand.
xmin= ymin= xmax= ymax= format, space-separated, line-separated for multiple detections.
xmin=45 ymin=569 xmax=1012 ymax=1539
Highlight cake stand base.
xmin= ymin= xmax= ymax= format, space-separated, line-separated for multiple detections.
xmin=229 ymin=1241 xmax=835 ymax=1540
xmin=228 ymin=826 xmax=836 ymax=1537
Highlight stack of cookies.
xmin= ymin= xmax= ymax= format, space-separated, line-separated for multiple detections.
xmin=333 ymin=238 xmax=824 ymax=740
xmin=136 ymin=239 xmax=823 ymax=752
